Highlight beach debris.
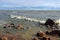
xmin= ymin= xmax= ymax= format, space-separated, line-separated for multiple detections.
xmin=32 ymin=37 xmax=50 ymax=40
xmin=27 ymin=26 xmax=31 ymax=30
xmin=3 ymin=26 xmax=6 ymax=29
xmin=3 ymin=23 xmax=25 ymax=30
xmin=3 ymin=23 xmax=16 ymax=29
xmin=2 ymin=36 xmax=8 ymax=40
xmin=36 ymin=31 xmax=44 ymax=38
xmin=33 ymin=31 xmax=51 ymax=40
xmin=32 ymin=37 xmax=39 ymax=40
xmin=10 ymin=23 xmax=15 ymax=28
xmin=17 ymin=24 xmax=24 ymax=30
xmin=0 ymin=38 xmax=2 ymax=40
xmin=0 ymin=34 xmax=25 ymax=40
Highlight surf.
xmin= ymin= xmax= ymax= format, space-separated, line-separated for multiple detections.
xmin=10 ymin=15 xmax=60 ymax=26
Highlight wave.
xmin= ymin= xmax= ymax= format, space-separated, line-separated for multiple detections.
xmin=10 ymin=15 xmax=45 ymax=23
xmin=10 ymin=15 xmax=60 ymax=26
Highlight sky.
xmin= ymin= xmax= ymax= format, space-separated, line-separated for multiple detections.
xmin=0 ymin=0 xmax=60 ymax=10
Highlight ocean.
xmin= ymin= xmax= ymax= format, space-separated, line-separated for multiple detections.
xmin=0 ymin=10 xmax=60 ymax=24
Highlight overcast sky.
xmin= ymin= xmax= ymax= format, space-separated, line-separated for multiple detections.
xmin=0 ymin=0 xmax=60 ymax=10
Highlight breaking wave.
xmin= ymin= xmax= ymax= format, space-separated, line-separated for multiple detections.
xmin=10 ymin=14 xmax=60 ymax=26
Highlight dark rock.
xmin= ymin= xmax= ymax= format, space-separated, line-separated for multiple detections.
xmin=45 ymin=18 xmax=55 ymax=27
xmin=3 ymin=26 xmax=6 ymax=28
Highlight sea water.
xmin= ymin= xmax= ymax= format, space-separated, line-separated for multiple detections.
xmin=0 ymin=10 xmax=60 ymax=24
xmin=0 ymin=10 xmax=60 ymax=20
xmin=11 ymin=10 xmax=60 ymax=20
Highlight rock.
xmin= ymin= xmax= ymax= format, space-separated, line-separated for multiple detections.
xmin=2 ymin=36 xmax=8 ymax=40
xmin=45 ymin=18 xmax=55 ymax=27
xmin=3 ymin=26 xmax=6 ymax=28
xmin=27 ymin=26 xmax=31 ymax=30
xmin=32 ymin=37 xmax=39 ymax=40
xmin=0 ymin=38 xmax=2 ymax=40
xmin=36 ymin=31 xmax=44 ymax=38
xmin=17 ymin=24 xmax=24 ymax=30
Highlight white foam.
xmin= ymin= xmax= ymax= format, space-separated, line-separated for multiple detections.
xmin=10 ymin=15 xmax=60 ymax=26
xmin=56 ymin=19 xmax=60 ymax=26
xmin=10 ymin=15 xmax=46 ymax=23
